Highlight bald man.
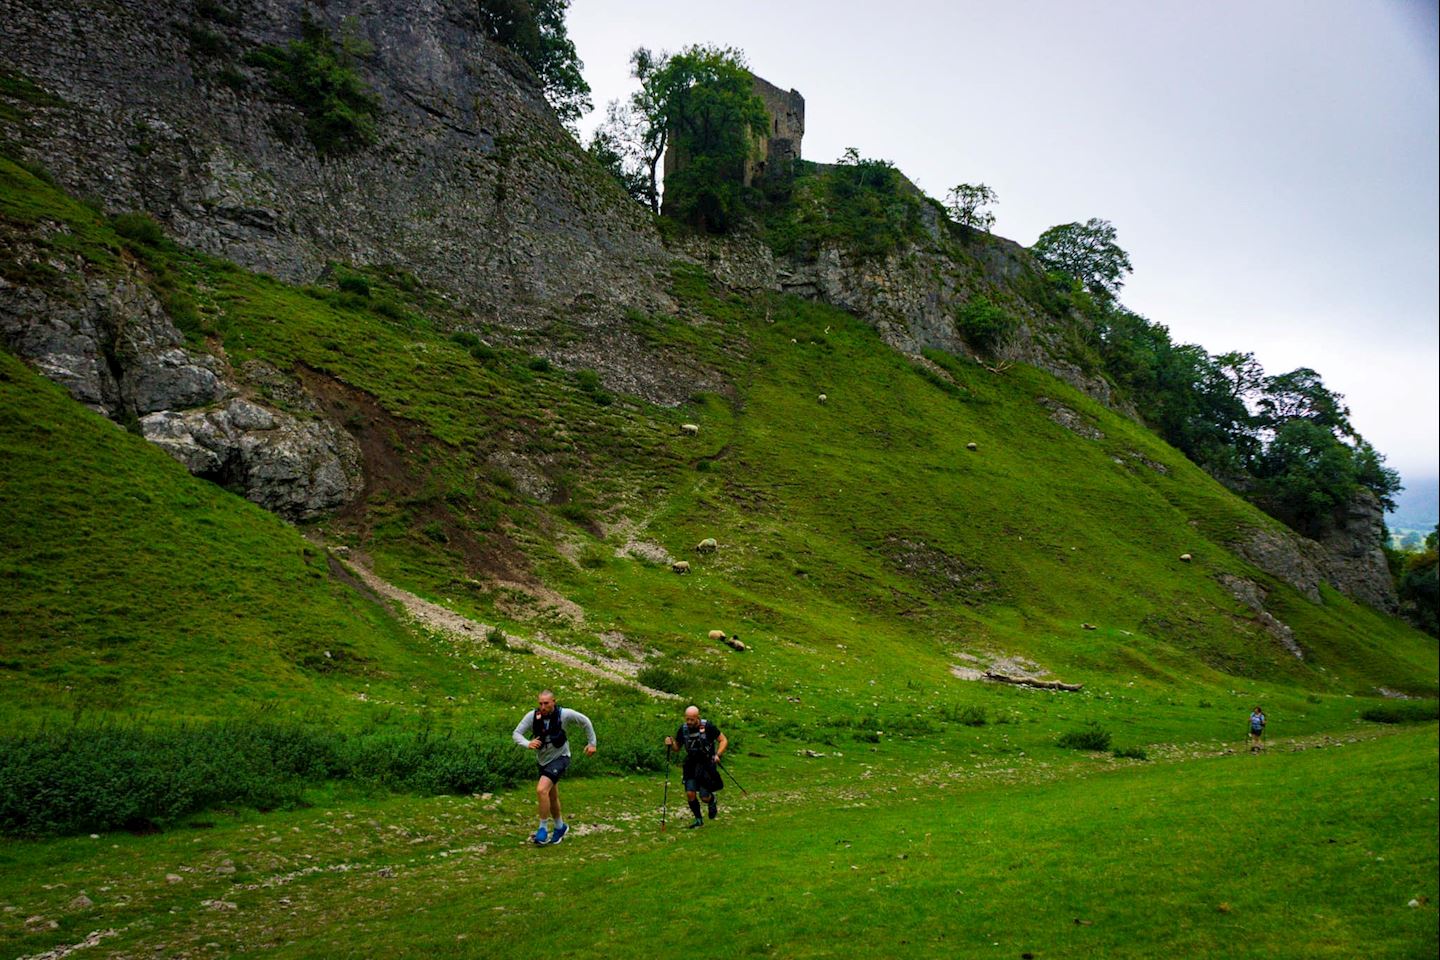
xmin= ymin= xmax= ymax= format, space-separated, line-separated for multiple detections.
xmin=512 ymin=689 xmax=596 ymax=845
xmin=664 ymin=705 xmax=728 ymax=828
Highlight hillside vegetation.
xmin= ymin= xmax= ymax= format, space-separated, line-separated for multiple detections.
xmin=1 ymin=134 xmax=1436 ymax=956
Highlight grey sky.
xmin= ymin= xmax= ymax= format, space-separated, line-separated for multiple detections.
xmin=567 ymin=0 xmax=1439 ymax=481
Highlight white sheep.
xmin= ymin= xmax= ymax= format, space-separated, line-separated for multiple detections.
xmin=817 ymin=394 xmax=828 ymax=404
xmin=671 ymin=560 xmax=691 ymax=574
xmin=696 ymin=537 xmax=718 ymax=554
xmin=681 ymin=423 xmax=699 ymax=436
xmin=1180 ymin=553 xmax=1193 ymax=563
xmin=708 ymin=629 xmax=727 ymax=641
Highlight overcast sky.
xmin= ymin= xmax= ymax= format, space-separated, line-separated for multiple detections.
xmin=566 ymin=0 xmax=1439 ymax=484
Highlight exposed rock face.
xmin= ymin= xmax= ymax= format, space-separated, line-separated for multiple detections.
xmin=0 ymin=243 xmax=361 ymax=521
xmin=1312 ymin=491 xmax=1397 ymax=614
xmin=0 ymin=0 xmax=671 ymax=326
xmin=1216 ymin=573 xmax=1304 ymax=658
xmin=1228 ymin=498 xmax=1399 ymax=615
xmin=0 ymin=259 xmax=224 ymax=419
xmin=141 ymin=399 xmax=362 ymax=521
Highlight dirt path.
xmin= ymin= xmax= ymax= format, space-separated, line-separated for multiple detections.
xmin=338 ymin=551 xmax=679 ymax=700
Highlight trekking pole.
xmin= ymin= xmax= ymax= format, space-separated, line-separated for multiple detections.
xmin=661 ymin=745 xmax=673 ymax=830
xmin=715 ymin=757 xmax=750 ymax=797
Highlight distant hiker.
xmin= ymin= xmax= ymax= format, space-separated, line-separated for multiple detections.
xmin=664 ymin=705 xmax=727 ymax=829
xmin=512 ymin=689 xmax=596 ymax=845
xmin=1249 ymin=705 xmax=1267 ymax=753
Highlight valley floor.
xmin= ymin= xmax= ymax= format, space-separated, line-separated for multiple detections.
xmin=4 ymin=725 xmax=1435 ymax=959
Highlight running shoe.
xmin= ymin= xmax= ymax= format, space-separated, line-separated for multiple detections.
xmin=532 ymin=825 xmax=549 ymax=845
xmin=686 ymin=817 xmax=704 ymax=829
xmin=549 ymin=822 xmax=569 ymax=844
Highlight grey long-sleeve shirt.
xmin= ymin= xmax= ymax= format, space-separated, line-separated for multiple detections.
xmin=512 ymin=707 xmax=597 ymax=767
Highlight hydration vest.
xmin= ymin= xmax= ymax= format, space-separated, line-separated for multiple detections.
xmin=533 ymin=706 xmax=568 ymax=748
xmin=677 ymin=720 xmax=713 ymax=756
xmin=1250 ymin=713 xmax=1265 ymax=734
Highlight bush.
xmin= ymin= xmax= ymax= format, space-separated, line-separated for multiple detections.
xmin=246 ymin=17 xmax=380 ymax=157
xmin=955 ymin=295 xmax=1017 ymax=356
xmin=1359 ymin=701 xmax=1439 ymax=724
xmin=1112 ymin=746 xmax=1149 ymax=761
xmin=336 ymin=271 xmax=371 ymax=297
xmin=111 ymin=211 xmax=165 ymax=247
xmin=527 ymin=356 xmax=552 ymax=372
xmin=0 ymin=721 xmax=539 ymax=838
xmin=1056 ymin=723 xmax=1112 ymax=752
xmin=636 ymin=664 xmax=686 ymax=695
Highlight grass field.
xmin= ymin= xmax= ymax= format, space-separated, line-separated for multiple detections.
xmin=2 ymin=726 xmax=1434 ymax=958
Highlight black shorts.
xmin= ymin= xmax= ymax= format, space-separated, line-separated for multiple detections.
xmin=683 ymin=758 xmax=722 ymax=795
xmin=539 ymin=755 xmax=570 ymax=784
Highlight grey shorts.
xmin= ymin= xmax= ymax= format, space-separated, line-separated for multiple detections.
xmin=539 ymin=755 xmax=570 ymax=784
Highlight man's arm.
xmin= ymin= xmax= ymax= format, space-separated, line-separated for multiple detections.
xmin=714 ymin=730 xmax=728 ymax=760
xmin=513 ymin=712 xmax=539 ymax=749
xmin=562 ymin=708 xmax=598 ymax=754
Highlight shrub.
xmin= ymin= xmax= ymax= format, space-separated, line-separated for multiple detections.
xmin=527 ymin=356 xmax=552 ymax=372
xmin=578 ymin=544 xmax=608 ymax=569
xmin=1360 ymin=701 xmax=1439 ymax=724
xmin=470 ymin=344 xmax=497 ymax=362
xmin=575 ymin=369 xmax=602 ymax=393
xmin=955 ymin=295 xmax=1017 ymax=356
xmin=940 ymin=704 xmax=987 ymax=726
xmin=1112 ymin=746 xmax=1149 ymax=761
xmin=336 ymin=271 xmax=371 ymax=297
xmin=449 ymin=331 xmax=482 ymax=349
xmin=1056 ymin=723 xmax=1112 ymax=752
xmin=246 ymin=17 xmax=381 ymax=157
xmin=636 ymin=664 xmax=686 ymax=695
xmin=111 ymin=211 xmax=165 ymax=247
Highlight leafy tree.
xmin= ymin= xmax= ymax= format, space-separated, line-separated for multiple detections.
xmin=1394 ymin=526 xmax=1438 ymax=636
xmin=587 ymin=49 xmax=672 ymax=212
xmin=945 ymin=183 xmax=997 ymax=231
xmin=1032 ymin=218 xmax=1133 ymax=301
xmin=1257 ymin=367 xmax=1352 ymax=437
xmin=475 ymin=0 xmax=590 ymax=129
xmin=586 ymin=100 xmax=651 ymax=207
xmin=648 ymin=45 xmax=769 ymax=232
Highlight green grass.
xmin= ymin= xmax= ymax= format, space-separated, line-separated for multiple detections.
xmin=1 ymin=133 xmax=1437 ymax=957
xmin=1 ymin=726 xmax=1432 ymax=958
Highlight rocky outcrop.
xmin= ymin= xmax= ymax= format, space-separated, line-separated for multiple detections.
xmin=1228 ymin=498 xmax=1399 ymax=615
xmin=0 ymin=258 xmax=224 ymax=419
xmin=141 ymin=399 xmax=362 ymax=521
xmin=0 ymin=0 xmax=671 ymax=327
xmin=1216 ymin=573 xmax=1304 ymax=658
xmin=0 ymin=241 xmax=361 ymax=521
xmin=1312 ymin=491 xmax=1397 ymax=613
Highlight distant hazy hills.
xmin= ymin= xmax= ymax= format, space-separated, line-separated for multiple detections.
xmin=1389 ymin=474 xmax=1439 ymax=531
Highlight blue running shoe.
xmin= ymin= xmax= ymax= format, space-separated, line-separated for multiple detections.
xmin=549 ymin=822 xmax=568 ymax=845
xmin=532 ymin=825 xmax=548 ymax=845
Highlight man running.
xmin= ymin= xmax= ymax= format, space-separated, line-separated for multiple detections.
xmin=664 ymin=705 xmax=727 ymax=829
xmin=512 ymin=689 xmax=596 ymax=845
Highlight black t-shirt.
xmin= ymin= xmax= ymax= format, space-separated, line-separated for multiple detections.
xmin=675 ymin=719 xmax=721 ymax=760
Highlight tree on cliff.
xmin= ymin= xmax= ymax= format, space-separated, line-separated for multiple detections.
xmin=945 ymin=183 xmax=998 ymax=231
xmin=642 ymin=45 xmax=768 ymax=231
xmin=1033 ymin=218 xmax=1133 ymax=301
xmin=588 ymin=48 xmax=672 ymax=213
xmin=476 ymin=0 xmax=590 ymax=129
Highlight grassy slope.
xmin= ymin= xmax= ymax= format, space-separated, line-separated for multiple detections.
xmin=2 ymin=148 xmax=1437 ymax=956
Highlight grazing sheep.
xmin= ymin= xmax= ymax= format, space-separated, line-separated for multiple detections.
xmin=708 ymin=629 xmax=727 ymax=641
xmin=817 ymin=394 xmax=828 ymax=404
xmin=671 ymin=560 xmax=691 ymax=574
xmin=1179 ymin=553 xmax=1193 ymax=562
xmin=696 ymin=537 xmax=718 ymax=553
xmin=1081 ymin=623 xmax=1097 ymax=630
xmin=681 ymin=423 xmax=699 ymax=436
xmin=725 ymin=635 xmax=747 ymax=652
xmin=966 ymin=442 xmax=978 ymax=451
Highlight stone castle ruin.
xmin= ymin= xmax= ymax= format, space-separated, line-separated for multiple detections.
xmin=662 ymin=73 xmax=805 ymax=205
